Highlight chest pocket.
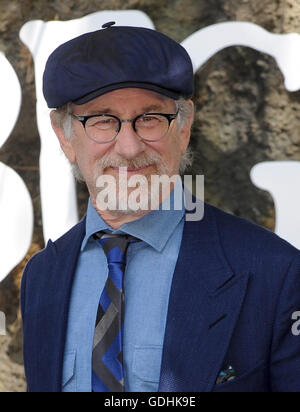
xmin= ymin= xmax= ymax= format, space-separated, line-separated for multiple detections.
xmin=133 ymin=345 xmax=162 ymax=384
xmin=212 ymin=360 xmax=267 ymax=392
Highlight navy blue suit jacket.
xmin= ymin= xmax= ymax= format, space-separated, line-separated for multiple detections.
xmin=21 ymin=203 xmax=300 ymax=392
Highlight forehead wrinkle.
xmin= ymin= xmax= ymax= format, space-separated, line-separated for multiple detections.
xmin=75 ymin=103 xmax=173 ymax=117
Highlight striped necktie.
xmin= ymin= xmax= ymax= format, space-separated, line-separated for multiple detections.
xmin=92 ymin=232 xmax=138 ymax=392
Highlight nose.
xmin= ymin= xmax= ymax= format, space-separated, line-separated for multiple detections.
xmin=113 ymin=121 xmax=146 ymax=160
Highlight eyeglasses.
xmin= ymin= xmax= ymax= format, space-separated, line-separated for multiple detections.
xmin=70 ymin=111 xmax=179 ymax=143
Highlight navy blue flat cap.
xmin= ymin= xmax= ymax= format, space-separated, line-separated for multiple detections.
xmin=43 ymin=23 xmax=194 ymax=108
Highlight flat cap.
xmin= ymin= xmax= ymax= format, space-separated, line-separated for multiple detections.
xmin=43 ymin=24 xmax=194 ymax=108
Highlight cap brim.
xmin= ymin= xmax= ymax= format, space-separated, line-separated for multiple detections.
xmin=73 ymin=81 xmax=182 ymax=105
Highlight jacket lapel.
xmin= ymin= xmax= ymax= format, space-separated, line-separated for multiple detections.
xmin=158 ymin=204 xmax=250 ymax=392
xmin=35 ymin=218 xmax=86 ymax=392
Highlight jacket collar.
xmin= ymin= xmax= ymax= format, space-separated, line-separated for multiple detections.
xmin=158 ymin=203 xmax=250 ymax=392
xmin=35 ymin=217 xmax=86 ymax=392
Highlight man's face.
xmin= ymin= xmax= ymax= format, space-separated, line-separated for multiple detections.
xmin=53 ymin=88 xmax=193 ymax=210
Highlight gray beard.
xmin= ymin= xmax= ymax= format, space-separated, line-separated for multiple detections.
xmin=71 ymin=146 xmax=193 ymax=184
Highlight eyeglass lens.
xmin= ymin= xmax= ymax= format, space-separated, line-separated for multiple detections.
xmin=84 ymin=114 xmax=171 ymax=142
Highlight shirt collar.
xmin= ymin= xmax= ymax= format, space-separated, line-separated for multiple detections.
xmin=81 ymin=177 xmax=185 ymax=252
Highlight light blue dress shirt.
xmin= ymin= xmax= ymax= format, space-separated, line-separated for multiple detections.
xmin=62 ymin=183 xmax=185 ymax=392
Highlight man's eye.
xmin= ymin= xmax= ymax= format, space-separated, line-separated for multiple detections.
xmin=143 ymin=116 xmax=159 ymax=121
xmin=98 ymin=117 xmax=116 ymax=124
xmin=99 ymin=119 xmax=114 ymax=124
xmin=89 ymin=117 xmax=117 ymax=128
xmin=138 ymin=116 xmax=161 ymax=126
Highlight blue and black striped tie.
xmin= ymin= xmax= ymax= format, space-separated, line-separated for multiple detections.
xmin=92 ymin=232 xmax=138 ymax=392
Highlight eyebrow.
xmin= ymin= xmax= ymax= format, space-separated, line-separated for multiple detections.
xmin=80 ymin=104 xmax=169 ymax=116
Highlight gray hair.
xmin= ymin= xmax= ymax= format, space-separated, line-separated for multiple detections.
xmin=52 ymin=96 xmax=194 ymax=180
xmin=175 ymin=98 xmax=194 ymax=174
xmin=51 ymin=102 xmax=73 ymax=139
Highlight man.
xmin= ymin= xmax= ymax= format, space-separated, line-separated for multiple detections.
xmin=21 ymin=23 xmax=300 ymax=392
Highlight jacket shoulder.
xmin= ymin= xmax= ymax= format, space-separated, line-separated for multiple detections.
xmin=205 ymin=203 xmax=300 ymax=273
xmin=27 ymin=217 xmax=86 ymax=267
xmin=21 ymin=218 xmax=86 ymax=315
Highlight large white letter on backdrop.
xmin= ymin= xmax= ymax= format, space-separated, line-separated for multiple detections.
xmin=251 ymin=162 xmax=300 ymax=250
xmin=182 ymin=21 xmax=300 ymax=249
xmin=18 ymin=15 xmax=300 ymax=249
xmin=0 ymin=52 xmax=33 ymax=282
xmin=19 ymin=10 xmax=154 ymax=244
xmin=182 ymin=21 xmax=300 ymax=92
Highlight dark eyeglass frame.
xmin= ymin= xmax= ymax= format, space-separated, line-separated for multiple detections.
xmin=70 ymin=111 xmax=179 ymax=143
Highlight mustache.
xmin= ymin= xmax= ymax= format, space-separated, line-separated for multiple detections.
xmin=97 ymin=152 xmax=164 ymax=171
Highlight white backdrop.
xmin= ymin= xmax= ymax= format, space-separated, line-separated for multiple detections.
xmin=0 ymin=52 xmax=33 ymax=282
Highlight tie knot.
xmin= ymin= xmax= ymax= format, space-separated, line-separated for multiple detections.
xmin=94 ymin=232 xmax=139 ymax=264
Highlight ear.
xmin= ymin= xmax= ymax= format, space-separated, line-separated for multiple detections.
xmin=50 ymin=110 xmax=76 ymax=163
xmin=179 ymin=99 xmax=194 ymax=155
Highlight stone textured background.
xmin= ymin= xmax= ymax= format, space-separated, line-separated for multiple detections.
xmin=0 ymin=0 xmax=299 ymax=391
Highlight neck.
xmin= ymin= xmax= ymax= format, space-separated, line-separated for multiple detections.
xmin=91 ymin=199 xmax=152 ymax=229
xmin=88 ymin=175 xmax=182 ymax=229
xmin=90 ymin=186 xmax=179 ymax=230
